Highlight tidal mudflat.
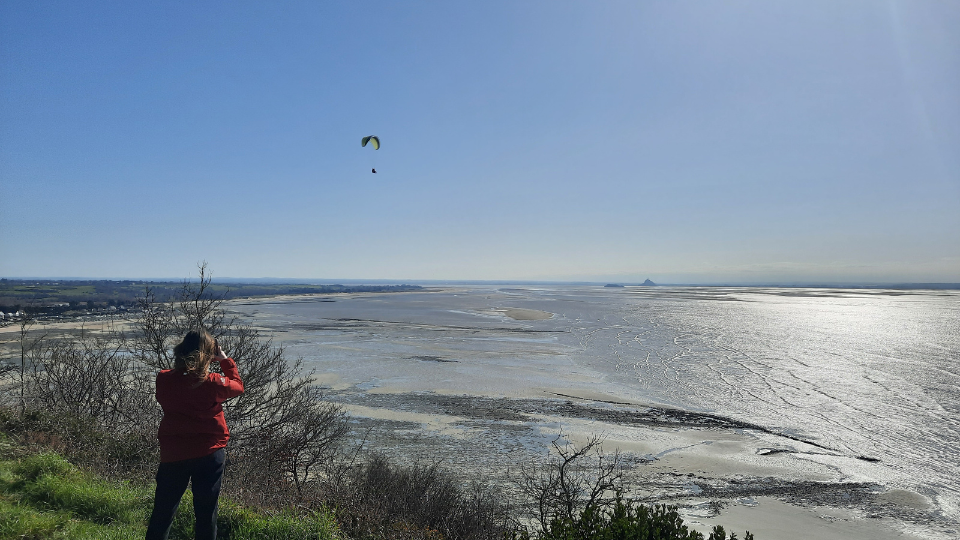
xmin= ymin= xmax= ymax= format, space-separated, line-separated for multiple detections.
xmin=227 ymin=285 xmax=960 ymax=539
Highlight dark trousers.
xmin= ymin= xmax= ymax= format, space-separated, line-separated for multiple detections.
xmin=145 ymin=448 xmax=225 ymax=540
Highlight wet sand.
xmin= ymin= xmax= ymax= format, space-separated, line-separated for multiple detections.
xmin=687 ymin=497 xmax=929 ymax=540
xmin=496 ymin=308 xmax=554 ymax=320
xmin=323 ymin=388 xmax=944 ymax=540
xmin=229 ymin=288 xmax=957 ymax=539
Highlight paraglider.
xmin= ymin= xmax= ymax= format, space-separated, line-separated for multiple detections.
xmin=362 ymin=136 xmax=380 ymax=173
xmin=361 ymin=135 xmax=380 ymax=150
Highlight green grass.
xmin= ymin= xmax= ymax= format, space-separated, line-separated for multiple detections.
xmin=218 ymin=503 xmax=342 ymax=540
xmin=14 ymin=454 xmax=149 ymax=525
xmin=0 ymin=448 xmax=341 ymax=540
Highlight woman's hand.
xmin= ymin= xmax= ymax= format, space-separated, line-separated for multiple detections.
xmin=213 ymin=342 xmax=228 ymax=361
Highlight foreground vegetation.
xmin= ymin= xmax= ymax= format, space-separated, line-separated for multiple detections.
xmin=0 ymin=442 xmax=750 ymax=540
xmin=0 ymin=265 xmax=756 ymax=539
xmin=0 ymin=441 xmax=340 ymax=539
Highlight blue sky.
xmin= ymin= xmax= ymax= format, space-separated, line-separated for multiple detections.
xmin=1 ymin=1 xmax=957 ymax=283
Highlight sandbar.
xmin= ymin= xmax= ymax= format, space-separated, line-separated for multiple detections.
xmin=494 ymin=307 xmax=553 ymax=320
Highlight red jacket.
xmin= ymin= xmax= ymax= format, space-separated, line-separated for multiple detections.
xmin=156 ymin=358 xmax=244 ymax=462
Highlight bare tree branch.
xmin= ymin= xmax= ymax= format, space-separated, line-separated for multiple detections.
xmin=516 ymin=432 xmax=623 ymax=532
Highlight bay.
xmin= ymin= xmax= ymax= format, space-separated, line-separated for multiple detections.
xmin=227 ymin=285 xmax=960 ymax=537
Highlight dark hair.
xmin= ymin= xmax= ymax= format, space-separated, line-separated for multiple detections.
xmin=173 ymin=329 xmax=217 ymax=381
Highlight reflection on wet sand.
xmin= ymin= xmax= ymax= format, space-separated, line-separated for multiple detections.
xmin=227 ymin=285 xmax=960 ymax=540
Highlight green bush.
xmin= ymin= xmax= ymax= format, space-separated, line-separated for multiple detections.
xmin=541 ymin=497 xmax=754 ymax=540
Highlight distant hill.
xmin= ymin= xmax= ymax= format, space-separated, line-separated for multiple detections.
xmin=641 ymin=279 xmax=656 ymax=286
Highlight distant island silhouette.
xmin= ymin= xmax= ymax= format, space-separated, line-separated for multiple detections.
xmin=604 ymin=279 xmax=657 ymax=287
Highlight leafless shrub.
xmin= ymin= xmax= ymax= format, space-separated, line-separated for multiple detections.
xmin=26 ymin=331 xmax=154 ymax=430
xmin=0 ymin=361 xmax=13 ymax=380
xmin=3 ymin=318 xmax=160 ymax=475
xmin=4 ymin=315 xmax=48 ymax=414
xmin=516 ymin=433 xmax=623 ymax=533
xmin=130 ymin=263 xmax=350 ymax=504
xmin=330 ymin=454 xmax=516 ymax=540
xmin=131 ymin=286 xmax=178 ymax=370
xmin=131 ymin=263 xmax=231 ymax=371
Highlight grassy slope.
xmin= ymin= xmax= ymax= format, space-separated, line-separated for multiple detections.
xmin=0 ymin=446 xmax=340 ymax=540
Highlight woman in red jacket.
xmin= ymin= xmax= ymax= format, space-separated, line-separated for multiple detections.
xmin=146 ymin=329 xmax=244 ymax=540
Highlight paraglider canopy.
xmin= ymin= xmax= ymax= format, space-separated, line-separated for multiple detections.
xmin=361 ymin=135 xmax=380 ymax=150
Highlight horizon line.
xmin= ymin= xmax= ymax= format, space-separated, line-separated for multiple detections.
xmin=2 ymin=276 xmax=959 ymax=290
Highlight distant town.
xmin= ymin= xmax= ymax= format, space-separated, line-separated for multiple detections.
xmin=0 ymin=279 xmax=423 ymax=321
